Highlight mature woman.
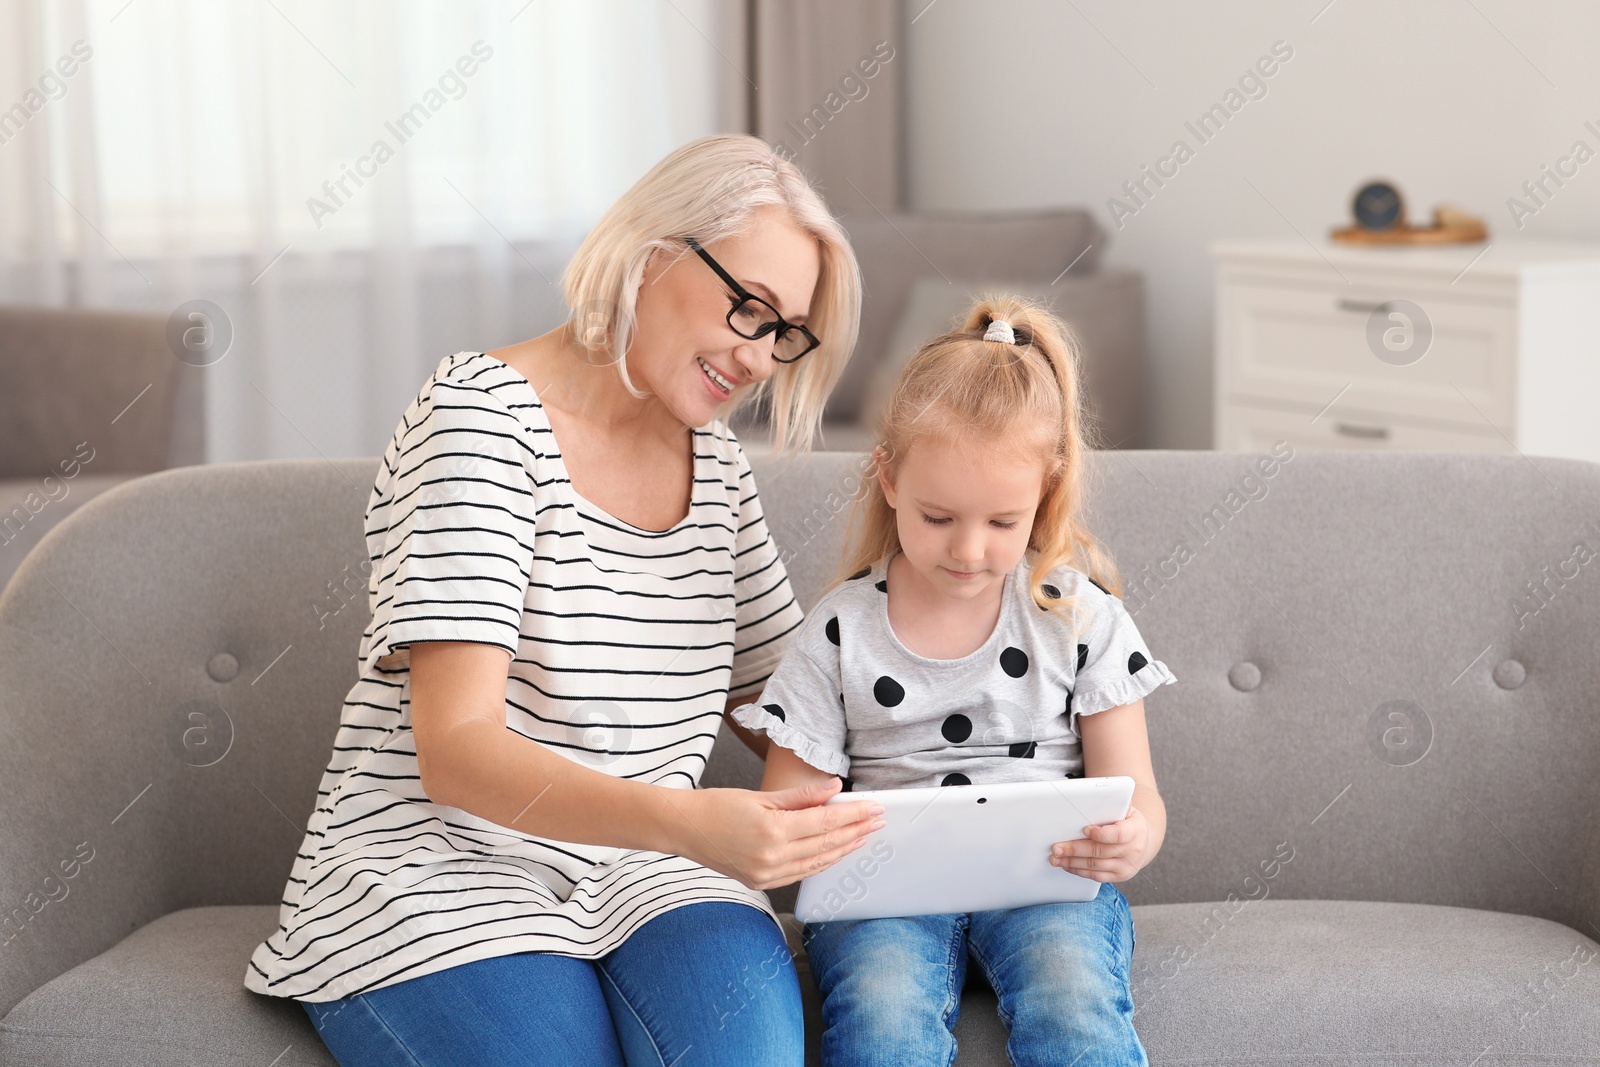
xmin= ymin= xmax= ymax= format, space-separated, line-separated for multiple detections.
xmin=244 ymin=135 xmax=882 ymax=1065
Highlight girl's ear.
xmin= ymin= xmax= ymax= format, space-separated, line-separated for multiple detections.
xmin=873 ymin=446 xmax=899 ymax=508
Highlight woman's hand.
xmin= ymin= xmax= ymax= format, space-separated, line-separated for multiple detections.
xmin=668 ymin=778 xmax=885 ymax=891
xmin=1051 ymin=804 xmax=1150 ymax=883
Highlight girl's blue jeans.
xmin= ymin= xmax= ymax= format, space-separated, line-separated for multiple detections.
xmin=300 ymin=901 xmax=802 ymax=1066
xmin=802 ymin=882 xmax=1147 ymax=1067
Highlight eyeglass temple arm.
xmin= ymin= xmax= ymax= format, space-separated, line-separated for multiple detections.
xmin=683 ymin=236 xmax=748 ymax=298
xmin=685 ymin=236 xmax=811 ymax=348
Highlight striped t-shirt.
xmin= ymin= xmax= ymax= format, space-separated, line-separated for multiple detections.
xmin=245 ymin=350 xmax=804 ymax=1003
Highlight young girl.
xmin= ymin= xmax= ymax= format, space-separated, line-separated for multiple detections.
xmin=732 ymin=295 xmax=1175 ymax=1066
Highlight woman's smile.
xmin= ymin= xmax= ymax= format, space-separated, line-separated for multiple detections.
xmin=697 ymin=355 xmax=737 ymax=398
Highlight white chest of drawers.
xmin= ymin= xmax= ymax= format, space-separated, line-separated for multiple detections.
xmin=1211 ymin=238 xmax=1600 ymax=460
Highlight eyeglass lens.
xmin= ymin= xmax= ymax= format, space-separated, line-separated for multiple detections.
xmin=730 ymin=297 xmax=812 ymax=359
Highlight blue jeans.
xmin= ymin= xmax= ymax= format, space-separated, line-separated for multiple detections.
xmin=301 ymin=901 xmax=802 ymax=1067
xmin=802 ymin=882 xmax=1145 ymax=1067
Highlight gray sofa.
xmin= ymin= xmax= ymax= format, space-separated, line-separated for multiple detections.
xmin=2 ymin=448 xmax=1598 ymax=1065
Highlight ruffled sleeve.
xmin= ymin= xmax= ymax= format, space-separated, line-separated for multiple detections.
xmin=729 ymin=605 xmax=850 ymax=777
xmin=1069 ymin=589 xmax=1176 ymax=731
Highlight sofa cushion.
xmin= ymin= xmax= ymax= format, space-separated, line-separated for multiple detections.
xmin=4 ymin=900 xmax=1593 ymax=1066
xmin=1128 ymin=898 xmax=1600 ymax=1066
xmin=0 ymin=907 xmax=333 ymax=1066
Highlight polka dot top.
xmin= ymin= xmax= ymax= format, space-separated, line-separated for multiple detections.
xmin=731 ymin=551 xmax=1175 ymax=791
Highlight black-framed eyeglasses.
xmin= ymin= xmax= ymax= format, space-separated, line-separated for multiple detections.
xmin=684 ymin=236 xmax=821 ymax=364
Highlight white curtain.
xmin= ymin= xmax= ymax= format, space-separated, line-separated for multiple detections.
xmin=0 ymin=0 xmax=730 ymax=462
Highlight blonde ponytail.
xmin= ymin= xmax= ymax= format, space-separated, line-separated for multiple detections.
xmin=831 ymin=293 xmax=1122 ymax=636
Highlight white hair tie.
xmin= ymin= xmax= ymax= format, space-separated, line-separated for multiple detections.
xmin=983 ymin=318 xmax=1016 ymax=344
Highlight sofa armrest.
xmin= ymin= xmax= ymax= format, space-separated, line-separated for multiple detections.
xmin=0 ymin=573 xmax=180 ymax=1020
xmin=0 ymin=458 xmax=378 ymax=1020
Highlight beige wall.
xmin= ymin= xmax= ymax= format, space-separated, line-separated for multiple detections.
xmin=904 ymin=0 xmax=1600 ymax=448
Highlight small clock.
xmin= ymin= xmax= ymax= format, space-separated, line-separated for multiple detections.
xmin=1352 ymin=180 xmax=1405 ymax=231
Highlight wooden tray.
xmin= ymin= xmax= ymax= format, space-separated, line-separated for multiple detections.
xmin=1330 ymin=222 xmax=1487 ymax=245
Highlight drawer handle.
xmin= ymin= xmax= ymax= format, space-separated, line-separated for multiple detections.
xmin=1337 ymin=298 xmax=1388 ymax=313
xmin=1333 ymin=421 xmax=1389 ymax=440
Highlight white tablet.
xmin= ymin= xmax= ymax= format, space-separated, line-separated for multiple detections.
xmin=794 ymin=776 xmax=1135 ymax=923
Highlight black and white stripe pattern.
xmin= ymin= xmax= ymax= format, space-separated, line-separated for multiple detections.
xmin=246 ymin=351 xmax=803 ymax=1002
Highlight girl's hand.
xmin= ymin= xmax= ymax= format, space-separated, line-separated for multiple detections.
xmin=672 ymin=778 xmax=886 ymax=891
xmin=1051 ymin=805 xmax=1149 ymax=883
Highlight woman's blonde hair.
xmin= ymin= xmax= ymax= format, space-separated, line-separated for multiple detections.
xmin=560 ymin=134 xmax=861 ymax=456
xmin=833 ymin=293 xmax=1121 ymax=637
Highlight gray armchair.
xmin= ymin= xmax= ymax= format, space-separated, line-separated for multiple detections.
xmin=1 ymin=449 xmax=1597 ymax=1065
xmin=0 ymin=305 xmax=206 ymax=593
xmin=734 ymin=208 xmax=1145 ymax=453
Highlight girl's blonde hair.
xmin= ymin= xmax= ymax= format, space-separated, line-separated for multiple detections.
xmin=834 ymin=293 xmax=1122 ymax=636
xmin=560 ymin=134 xmax=861 ymax=456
